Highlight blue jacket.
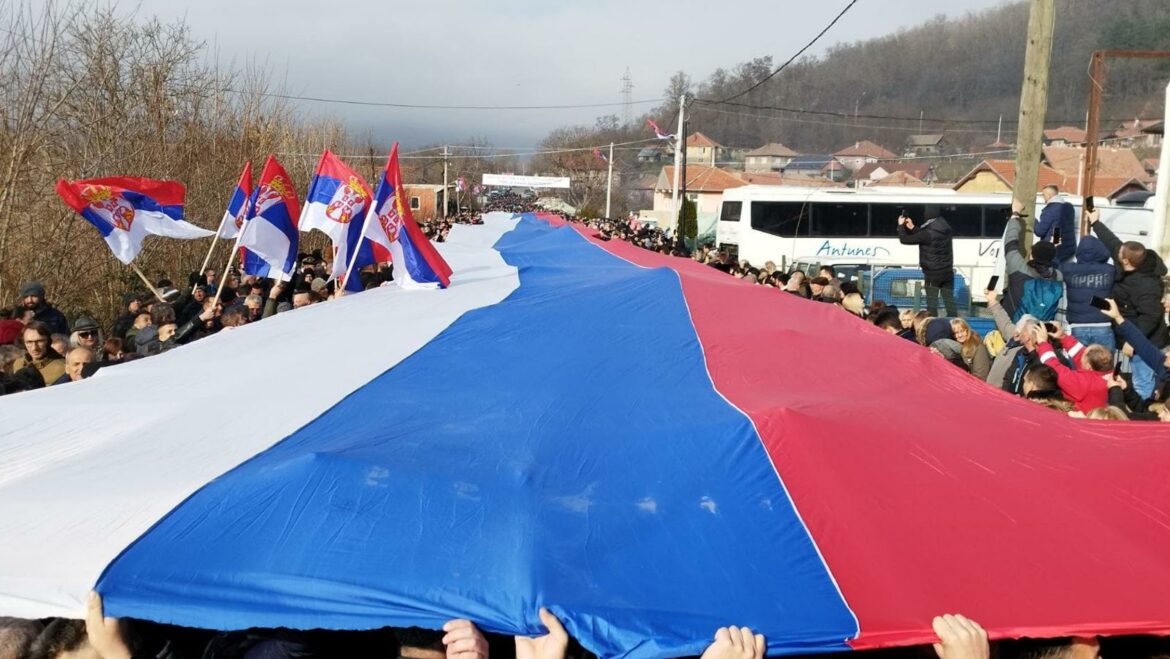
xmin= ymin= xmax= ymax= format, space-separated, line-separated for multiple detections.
xmin=1034 ymin=200 xmax=1078 ymax=262
xmin=1058 ymin=235 xmax=1115 ymax=325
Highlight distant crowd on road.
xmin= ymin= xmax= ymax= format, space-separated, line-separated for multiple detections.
xmin=557 ymin=185 xmax=1170 ymax=423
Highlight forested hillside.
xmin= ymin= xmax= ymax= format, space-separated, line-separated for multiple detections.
xmin=652 ymin=0 xmax=1170 ymax=152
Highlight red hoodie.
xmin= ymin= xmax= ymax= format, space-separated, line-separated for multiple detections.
xmin=0 ymin=318 xmax=22 ymax=346
xmin=1037 ymin=335 xmax=1110 ymax=412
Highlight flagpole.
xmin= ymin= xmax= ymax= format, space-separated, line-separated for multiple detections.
xmin=192 ymin=222 xmax=225 ymax=294
xmin=340 ymin=205 xmax=376 ymax=297
xmin=211 ymin=219 xmax=251 ymax=307
xmin=605 ymin=142 xmax=614 ymax=219
xmin=670 ymin=94 xmax=685 ymax=237
xmin=129 ymin=262 xmax=166 ymax=303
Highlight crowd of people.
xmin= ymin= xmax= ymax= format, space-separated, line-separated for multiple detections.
xmin=0 ymin=210 xmax=499 ymax=396
xmin=3 ymin=193 xmax=1170 ymax=657
xmin=560 ymin=186 xmax=1170 ymax=422
xmin=4 ymin=592 xmax=1165 ymax=658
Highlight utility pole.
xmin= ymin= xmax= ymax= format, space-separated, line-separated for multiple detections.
xmin=442 ymin=145 xmax=449 ymax=219
xmin=679 ymin=110 xmax=689 ymax=251
xmin=1149 ymin=80 xmax=1170 ymax=255
xmin=1079 ymin=49 xmax=1170 ymax=234
xmin=1012 ymin=0 xmax=1055 ymax=254
xmin=670 ymin=94 xmax=685 ymax=237
xmin=605 ymin=142 xmax=614 ymax=219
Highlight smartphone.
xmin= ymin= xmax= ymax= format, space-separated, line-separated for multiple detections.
xmin=1053 ymin=226 xmax=1062 ymax=245
xmin=1044 ymin=322 xmax=1060 ymax=334
xmin=987 ymin=275 xmax=1000 ymax=291
xmin=1084 ymin=196 xmax=1095 ymax=212
xmin=1113 ymin=363 xmax=1122 ymax=378
xmin=1090 ymin=295 xmax=1111 ymax=311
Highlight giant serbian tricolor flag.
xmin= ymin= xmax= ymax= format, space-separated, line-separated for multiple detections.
xmin=239 ymin=155 xmax=300 ymax=281
xmin=54 ymin=176 xmax=212 ymax=263
xmin=299 ymin=149 xmax=387 ymax=291
xmin=3 ymin=212 xmax=1170 ymax=658
xmin=363 ymin=143 xmax=452 ymax=288
xmin=216 ymin=161 xmax=252 ymax=240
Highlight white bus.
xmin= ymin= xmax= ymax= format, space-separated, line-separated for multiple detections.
xmin=715 ymin=185 xmax=1154 ymax=300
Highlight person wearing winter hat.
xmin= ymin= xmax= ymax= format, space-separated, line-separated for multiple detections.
xmin=70 ymin=315 xmax=102 ymax=351
xmin=14 ymin=281 xmax=69 ymax=335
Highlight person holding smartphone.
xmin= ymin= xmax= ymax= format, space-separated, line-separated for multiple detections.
xmin=897 ymin=205 xmax=956 ymax=317
xmin=1034 ymin=185 xmax=1078 ymax=263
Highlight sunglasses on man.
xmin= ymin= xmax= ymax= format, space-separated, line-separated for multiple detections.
xmin=78 ymin=330 xmax=97 ymax=338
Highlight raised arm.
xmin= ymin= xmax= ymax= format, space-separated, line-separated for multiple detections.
xmin=1002 ymin=215 xmax=1026 ymax=274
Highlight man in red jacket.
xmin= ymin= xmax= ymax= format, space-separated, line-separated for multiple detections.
xmin=1033 ymin=323 xmax=1113 ymax=413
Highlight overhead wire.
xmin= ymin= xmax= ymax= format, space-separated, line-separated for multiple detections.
xmin=707 ymin=0 xmax=860 ymax=105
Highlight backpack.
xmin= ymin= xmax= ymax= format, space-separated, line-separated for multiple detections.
xmin=1011 ymin=277 xmax=1063 ymax=322
xmin=984 ymin=329 xmax=1006 ymax=355
xmin=1003 ymin=344 xmax=1032 ymax=393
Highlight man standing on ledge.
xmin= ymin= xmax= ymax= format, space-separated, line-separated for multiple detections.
xmin=898 ymin=204 xmax=956 ymax=317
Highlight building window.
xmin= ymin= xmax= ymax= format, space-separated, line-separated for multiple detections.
xmin=410 ymin=196 xmax=421 ymax=210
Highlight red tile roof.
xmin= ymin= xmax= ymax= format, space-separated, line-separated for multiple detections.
xmin=745 ymin=142 xmax=799 ymax=157
xmin=1042 ymin=146 xmax=1149 ymax=182
xmin=871 ymin=171 xmax=927 ymax=187
xmin=953 ymin=159 xmax=1151 ymax=198
xmin=1042 ymin=126 xmax=1086 ymax=143
xmin=834 ymin=140 xmax=897 ymax=160
xmin=685 ymin=132 xmax=722 ymax=148
xmin=657 ymin=165 xmax=745 ymax=193
xmin=1111 ymin=118 xmax=1160 ymax=140
xmin=736 ymin=171 xmax=844 ymax=188
xmin=855 ymin=161 xmax=932 ymax=180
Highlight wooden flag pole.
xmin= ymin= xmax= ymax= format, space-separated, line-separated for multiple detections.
xmin=211 ymin=235 xmax=245 ymax=308
xmin=192 ymin=229 xmax=224 ymax=294
xmin=129 ymin=262 xmax=166 ymax=303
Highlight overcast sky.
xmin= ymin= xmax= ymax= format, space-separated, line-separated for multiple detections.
xmin=128 ymin=0 xmax=1010 ymax=148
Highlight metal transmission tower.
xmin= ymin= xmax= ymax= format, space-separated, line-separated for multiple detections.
xmin=620 ymin=67 xmax=633 ymax=125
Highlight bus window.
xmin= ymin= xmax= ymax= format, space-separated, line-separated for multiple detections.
xmin=982 ymin=206 xmax=1010 ymax=238
xmin=942 ymin=205 xmax=982 ymax=237
xmin=811 ymin=203 xmax=868 ymax=236
xmin=869 ymin=204 xmax=924 ymax=237
xmin=751 ymin=201 xmax=810 ymax=237
xmin=720 ymin=201 xmax=742 ymax=222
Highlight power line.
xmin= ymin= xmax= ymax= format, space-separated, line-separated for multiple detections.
xmin=222 ymin=88 xmax=664 ymax=111
xmin=694 ymin=97 xmax=1139 ymax=127
xmin=695 ymin=105 xmax=1009 ymax=134
xmin=275 ymin=137 xmax=662 ymax=162
xmin=710 ymin=0 xmax=859 ymax=105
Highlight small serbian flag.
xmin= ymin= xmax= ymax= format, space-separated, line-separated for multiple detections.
xmin=239 ymin=155 xmax=299 ymax=281
xmin=361 ymin=143 xmax=452 ymax=289
xmin=299 ymin=149 xmax=386 ymax=286
xmin=592 ymin=147 xmax=608 ymax=163
xmin=647 ymin=119 xmax=675 ymax=140
xmin=55 ymin=176 xmax=212 ymax=264
xmin=217 ymin=162 xmax=252 ymax=239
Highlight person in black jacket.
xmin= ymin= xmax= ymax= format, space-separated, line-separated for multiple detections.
xmin=14 ymin=281 xmax=69 ymax=336
xmin=1088 ymin=208 xmax=1168 ymax=399
xmin=897 ymin=205 xmax=956 ymax=316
